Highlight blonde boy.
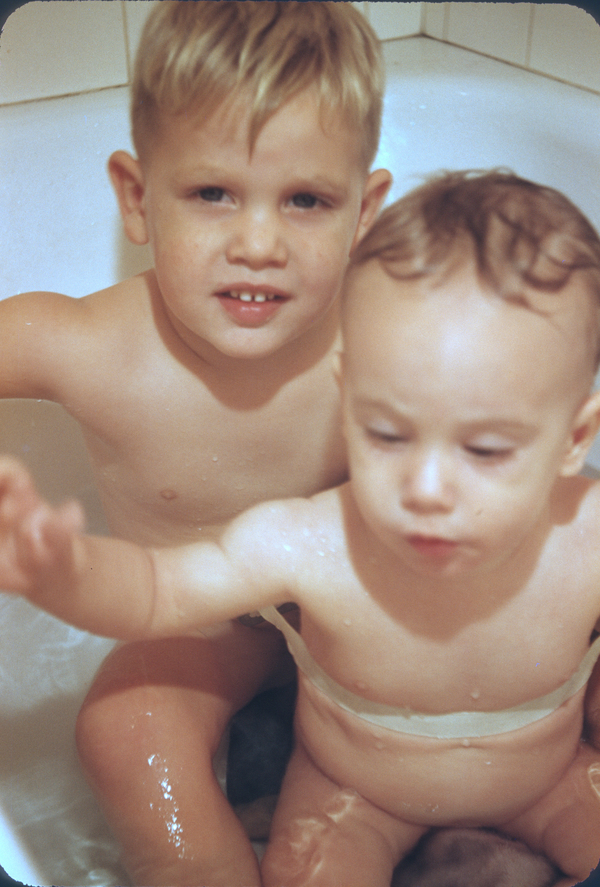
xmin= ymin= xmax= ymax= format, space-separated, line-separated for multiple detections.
xmin=2 ymin=170 xmax=600 ymax=887
xmin=0 ymin=3 xmax=390 ymax=882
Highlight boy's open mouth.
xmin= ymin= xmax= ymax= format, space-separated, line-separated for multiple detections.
xmin=217 ymin=289 xmax=288 ymax=326
xmin=222 ymin=290 xmax=283 ymax=303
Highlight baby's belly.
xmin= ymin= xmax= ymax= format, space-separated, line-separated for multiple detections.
xmin=295 ymin=673 xmax=585 ymax=828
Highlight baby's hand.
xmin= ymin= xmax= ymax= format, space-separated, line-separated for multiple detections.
xmin=0 ymin=457 xmax=84 ymax=598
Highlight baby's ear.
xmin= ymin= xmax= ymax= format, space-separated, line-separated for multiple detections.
xmin=108 ymin=151 xmax=149 ymax=246
xmin=561 ymin=390 xmax=600 ymax=476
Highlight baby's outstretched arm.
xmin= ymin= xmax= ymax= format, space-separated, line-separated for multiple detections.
xmin=0 ymin=457 xmax=291 ymax=640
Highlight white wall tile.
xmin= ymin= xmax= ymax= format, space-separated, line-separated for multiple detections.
xmin=0 ymin=0 xmax=128 ymax=105
xmin=530 ymin=4 xmax=600 ymax=92
xmin=367 ymin=2 xmax=423 ymax=41
xmin=123 ymin=0 xmax=161 ymax=74
xmin=423 ymin=2 xmax=447 ymax=40
xmin=446 ymin=2 xmax=532 ymax=67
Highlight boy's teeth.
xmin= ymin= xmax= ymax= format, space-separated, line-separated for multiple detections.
xmin=231 ymin=291 xmax=272 ymax=302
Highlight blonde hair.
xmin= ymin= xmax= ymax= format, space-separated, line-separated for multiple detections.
xmin=131 ymin=1 xmax=383 ymax=168
xmin=351 ymin=169 xmax=600 ymax=366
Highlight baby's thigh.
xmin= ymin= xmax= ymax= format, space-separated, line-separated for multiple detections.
xmin=261 ymin=741 xmax=426 ymax=887
xmin=502 ymin=739 xmax=600 ymax=881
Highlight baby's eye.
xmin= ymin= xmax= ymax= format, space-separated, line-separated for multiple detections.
xmin=466 ymin=444 xmax=513 ymax=460
xmin=290 ymin=193 xmax=321 ymax=209
xmin=196 ymin=186 xmax=227 ymax=202
xmin=366 ymin=428 xmax=406 ymax=445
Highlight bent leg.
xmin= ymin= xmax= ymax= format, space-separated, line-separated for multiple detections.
xmin=502 ymin=740 xmax=600 ymax=885
xmin=76 ymin=620 xmax=291 ymax=886
xmin=261 ymin=742 xmax=427 ymax=887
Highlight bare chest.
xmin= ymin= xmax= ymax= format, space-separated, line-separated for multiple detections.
xmin=300 ymin=545 xmax=600 ymax=718
xmin=80 ymin=361 xmax=346 ymax=544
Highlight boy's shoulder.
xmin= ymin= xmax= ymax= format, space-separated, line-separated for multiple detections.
xmin=0 ymin=271 xmax=158 ymax=400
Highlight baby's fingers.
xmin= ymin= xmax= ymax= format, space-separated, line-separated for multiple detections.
xmin=19 ymin=499 xmax=84 ymax=571
xmin=0 ymin=457 xmax=42 ymax=520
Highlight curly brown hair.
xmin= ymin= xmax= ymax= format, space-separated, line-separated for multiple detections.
xmin=351 ymin=169 xmax=600 ymax=366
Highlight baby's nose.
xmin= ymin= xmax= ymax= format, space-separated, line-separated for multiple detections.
xmin=401 ymin=450 xmax=455 ymax=513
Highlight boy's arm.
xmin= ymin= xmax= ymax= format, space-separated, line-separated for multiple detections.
xmin=0 ymin=458 xmax=290 ymax=640
xmin=0 ymin=292 xmax=86 ymax=399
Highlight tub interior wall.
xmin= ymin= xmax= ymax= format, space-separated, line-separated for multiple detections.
xmin=1 ymin=32 xmax=600 ymax=886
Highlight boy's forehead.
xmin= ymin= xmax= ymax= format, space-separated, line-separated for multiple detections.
xmin=151 ymin=86 xmax=365 ymax=169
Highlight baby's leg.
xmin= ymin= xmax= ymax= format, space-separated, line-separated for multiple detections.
xmin=502 ymin=740 xmax=600 ymax=885
xmin=76 ymin=620 xmax=291 ymax=886
xmin=261 ymin=741 xmax=427 ymax=887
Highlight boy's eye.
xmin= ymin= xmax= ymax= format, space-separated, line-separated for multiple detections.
xmin=290 ymin=193 xmax=320 ymax=209
xmin=197 ymin=186 xmax=226 ymax=202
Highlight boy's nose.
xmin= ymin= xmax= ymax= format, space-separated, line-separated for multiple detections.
xmin=226 ymin=209 xmax=288 ymax=269
xmin=400 ymin=450 xmax=455 ymax=514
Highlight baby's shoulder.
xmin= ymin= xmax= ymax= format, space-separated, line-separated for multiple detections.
xmin=235 ymin=486 xmax=347 ymax=550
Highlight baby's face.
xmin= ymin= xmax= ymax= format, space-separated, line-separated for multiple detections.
xmin=341 ymin=259 xmax=595 ymax=579
xmin=134 ymin=88 xmax=376 ymax=361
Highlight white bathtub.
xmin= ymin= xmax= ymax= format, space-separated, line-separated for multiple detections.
xmin=1 ymin=35 xmax=600 ymax=886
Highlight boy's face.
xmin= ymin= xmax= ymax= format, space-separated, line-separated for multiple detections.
xmin=342 ymin=260 xmax=598 ymax=579
xmin=118 ymin=90 xmax=389 ymax=361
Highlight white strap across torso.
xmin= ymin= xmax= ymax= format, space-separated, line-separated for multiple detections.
xmin=260 ymin=605 xmax=600 ymax=739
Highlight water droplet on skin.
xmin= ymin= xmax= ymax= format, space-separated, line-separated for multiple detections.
xmin=355 ymin=681 xmax=367 ymax=692
xmin=160 ymin=489 xmax=178 ymax=500
xmin=462 ymin=738 xmax=471 ymax=747
xmin=470 ymin=689 xmax=480 ymax=700
xmin=374 ymin=740 xmax=385 ymax=750
xmin=343 ymin=618 xmax=352 ymax=626
xmin=212 ymin=455 xmax=218 ymax=462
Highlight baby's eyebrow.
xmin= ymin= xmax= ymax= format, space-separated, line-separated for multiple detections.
xmin=352 ymin=399 xmax=538 ymax=439
xmin=457 ymin=420 xmax=540 ymax=447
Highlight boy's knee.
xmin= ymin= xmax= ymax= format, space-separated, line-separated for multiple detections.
xmin=75 ymin=683 xmax=137 ymax=784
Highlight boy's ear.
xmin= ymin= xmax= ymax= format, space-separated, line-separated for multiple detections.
xmin=560 ymin=390 xmax=600 ymax=476
xmin=351 ymin=168 xmax=392 ymax=253
xmin=108 ymin=151 xmax=150 ymax=246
